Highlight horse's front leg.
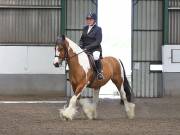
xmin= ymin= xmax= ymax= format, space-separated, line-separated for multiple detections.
xmin=59 ymin=94 xmax=80 ymax=121
xmin=59 ymin=84 xmax=85 ymax=121
xmin=79 ymin=89 xmax=100 ymax=120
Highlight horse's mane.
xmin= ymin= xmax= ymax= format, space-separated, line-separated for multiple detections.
xmin=65 ymin=37 xmax=83 ymax=54
xmin=65 ymin=37 xmax=90 ymax=74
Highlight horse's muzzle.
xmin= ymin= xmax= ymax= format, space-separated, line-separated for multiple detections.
xmin=53 ymin=57 xmax=62 ymax=68
xmin=53 ymin=62 xmax=60 ymax=67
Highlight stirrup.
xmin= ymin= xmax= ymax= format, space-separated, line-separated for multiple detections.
xmin=97 ymin=73 xmax=104 ymax=80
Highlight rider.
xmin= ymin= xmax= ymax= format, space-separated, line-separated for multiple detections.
xmin=79 ymin=12 xmax=104 ymax=80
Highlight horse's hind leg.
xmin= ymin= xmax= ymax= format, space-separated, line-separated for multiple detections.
xmin=119 ymin=84 xmax=135 ymax=119
xmin=111 ymin=76 xmax=135 ymax=119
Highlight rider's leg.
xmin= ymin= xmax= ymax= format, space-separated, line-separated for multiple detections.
xmin=95 ymin=59 xmax=104 ymax=79
xmin=93 ymin=51 xmax=104 ymax=80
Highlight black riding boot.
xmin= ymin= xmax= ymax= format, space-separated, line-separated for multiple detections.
xmin=95 ymin=59 xmax=104 ymax=80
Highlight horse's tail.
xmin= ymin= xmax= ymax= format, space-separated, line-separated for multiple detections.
xmin=119 ymin=60 xmax=133 ymax=102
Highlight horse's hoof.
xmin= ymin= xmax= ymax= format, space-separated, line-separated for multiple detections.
xmin=59 ymin=109 xmax=72 ymax=121
xmin=60 ymin=112 xmax=71 ymax=121
xmin=126 ymin=103 xmax=135 ymax=119
xmin=61 ymin=115 xmax=69 ymax=121
xmin=120 ymin=99 xmax=124 ymax=105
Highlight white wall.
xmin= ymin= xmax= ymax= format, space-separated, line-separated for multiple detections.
xmin=162 ymin=45 xmax=180 ymax=72
xmin=0 ymin=46 xmax=65 ymax=74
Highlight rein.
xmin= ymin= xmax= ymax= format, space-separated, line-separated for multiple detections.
xmin=67 ymin=50 xmax=86 ymax=60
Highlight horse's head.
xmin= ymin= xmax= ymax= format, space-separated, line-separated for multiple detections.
xmin=53 ymin=35 xmax=68 ymax=67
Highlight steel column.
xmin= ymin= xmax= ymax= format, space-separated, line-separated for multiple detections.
xmin=61 ymin=0 xmax=66 ymax=35
xmin=163 ymin=0 xmax=169 ymax=44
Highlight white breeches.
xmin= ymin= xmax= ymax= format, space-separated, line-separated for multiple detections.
xmin=93 ymin=51 xmax=100 ymax=60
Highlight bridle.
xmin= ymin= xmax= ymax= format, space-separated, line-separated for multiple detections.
xmin=54 ymin=44 xmax=86 ymax=61
xmin=54 ymin=44 xmax=68 ymax=61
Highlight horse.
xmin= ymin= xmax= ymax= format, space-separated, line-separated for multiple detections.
xmin=53 ymin=35 xmax=135 ymax=120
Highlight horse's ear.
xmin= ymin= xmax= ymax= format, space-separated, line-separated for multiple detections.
xmin=61 ymin=35 xmax=65 ymax=41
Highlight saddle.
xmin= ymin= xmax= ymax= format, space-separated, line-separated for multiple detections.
xmin=87 ymin=53 xmax=97 ymax=73
xmin=86 ymin=53 xmax=103 ymax=87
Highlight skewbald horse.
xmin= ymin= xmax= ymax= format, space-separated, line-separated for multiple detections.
xmin=53 ymin=35 xmax=135 ymax=120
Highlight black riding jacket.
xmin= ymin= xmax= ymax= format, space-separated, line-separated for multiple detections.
xmin=79 ymin=25 xmax=102 ymax=53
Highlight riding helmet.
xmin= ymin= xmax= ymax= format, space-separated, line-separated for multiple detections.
xmin=86 ymin=13 xmax=97 ymax=21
